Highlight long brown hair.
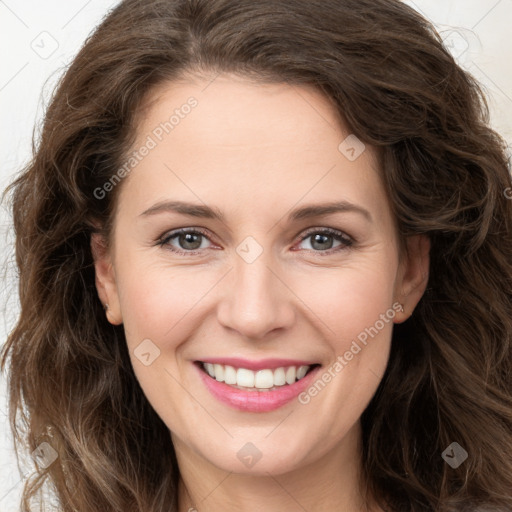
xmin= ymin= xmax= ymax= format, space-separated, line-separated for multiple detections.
xmin=2 ymin=0 xmax=512 ymax=510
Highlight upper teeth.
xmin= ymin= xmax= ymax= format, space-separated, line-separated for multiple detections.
xmin=202 ymin=363 xmax=311 ymax=390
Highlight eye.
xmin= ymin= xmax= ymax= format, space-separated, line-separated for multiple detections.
xmin=156 ymin=226 xmax=354 ymax=256
xmin=295 ymin=227 xmax=353 ymax=253
xmin=157 ymin=228 xmax=214 ymax=254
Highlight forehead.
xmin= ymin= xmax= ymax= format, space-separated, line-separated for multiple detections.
xmin=118 ymin=74 xmax=390 ymax=225
xmin=137 ymin=74 xmax=342 ymax=148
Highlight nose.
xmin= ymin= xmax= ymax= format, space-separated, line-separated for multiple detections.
xmin=216 ymin=253 xmax=296 ymax=340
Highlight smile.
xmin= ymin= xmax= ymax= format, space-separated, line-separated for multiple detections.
xmin=200 ymin=362 xmax=316 ymax=391
xmin=194 ymin=359 xmax=322 ymax=412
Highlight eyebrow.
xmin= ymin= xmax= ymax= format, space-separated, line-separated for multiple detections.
xmin=287 ymin=201 xmax=372 ymax=223
xmin=140 ymin=201 xmax=226 ymax=221
xmin=139 ymin=200 xmax=372 ymax=223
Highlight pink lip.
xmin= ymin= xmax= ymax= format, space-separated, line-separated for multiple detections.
xmin=195 ymin=362 xmax=321 ymax=413
xmin=198 ymin=357 xmax=317 ymax=371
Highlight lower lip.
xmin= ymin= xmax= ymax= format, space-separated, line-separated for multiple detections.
xmin=195 ymin=363 xmax=321 ymax=412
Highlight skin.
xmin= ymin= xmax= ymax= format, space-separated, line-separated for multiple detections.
xmin=92 ymin=73 xmax=430 ymax=512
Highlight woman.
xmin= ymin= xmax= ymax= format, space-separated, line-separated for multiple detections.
xmin=2 ymin=0 xmax=512 ymax=510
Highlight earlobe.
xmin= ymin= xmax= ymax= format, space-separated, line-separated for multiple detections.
xmin=90 ymin=233 xmax=123 ymax=325
xmin=393 ymin=234 xmax=430 ymax=324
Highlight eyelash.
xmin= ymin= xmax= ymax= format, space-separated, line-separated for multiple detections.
xmin=156 ymin=226 xmax=354 ymax=256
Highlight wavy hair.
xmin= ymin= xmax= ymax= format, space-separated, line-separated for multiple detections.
xmin=2 ymin=0 xmax=512 ymax=510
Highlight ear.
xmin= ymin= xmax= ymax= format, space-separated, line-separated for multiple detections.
xmin=393 ymin=234 xmax=430 ymax=324
xmin=90 ymin=233 xmax=123 ymax=325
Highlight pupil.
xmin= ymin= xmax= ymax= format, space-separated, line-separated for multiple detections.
xmin=312 ymin=233 xmax=333 ymax=250
xmin=180 ymin=233 xmax=202 ymax=250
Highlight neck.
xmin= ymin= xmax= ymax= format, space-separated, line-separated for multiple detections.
xmin=174 ymin=422 xmax=382 ymax=512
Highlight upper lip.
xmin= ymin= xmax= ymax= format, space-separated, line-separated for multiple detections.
xmin=197 ymin=357 xmax=319 ymax=371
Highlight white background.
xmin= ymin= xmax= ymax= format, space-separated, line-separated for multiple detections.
xmin=1 ymin=1 xmax=511 ymax=509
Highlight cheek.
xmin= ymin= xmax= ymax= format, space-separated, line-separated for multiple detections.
xmin=292 ymin=268 xmax=397 ymax=440
xmin=117 ymin=249 xmax=398 ymax=350
xmin=292 ymin=263 xmax=398 ymax=341
xmin=115 ymin=257 xmax=223 ymax=350
xmin=114 ymin=260 xmax=211 ymax=420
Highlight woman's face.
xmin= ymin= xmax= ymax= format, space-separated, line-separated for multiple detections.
xmin=93 ymin=74 xmax=429 ymax=476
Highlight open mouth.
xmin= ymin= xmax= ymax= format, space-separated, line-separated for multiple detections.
xmin=195 ymin=361 xmax=321 ymax=392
